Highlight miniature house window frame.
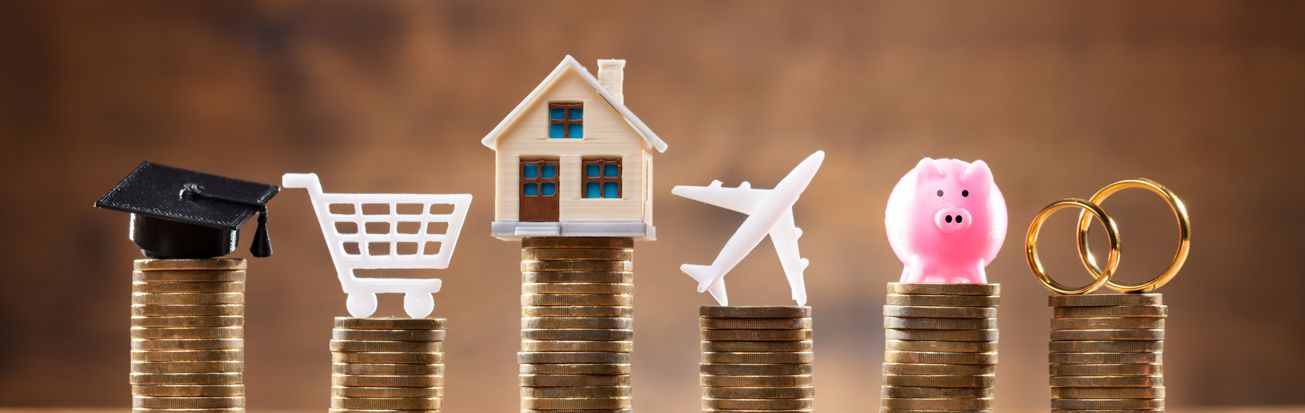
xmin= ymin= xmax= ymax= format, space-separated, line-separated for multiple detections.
xmin=548 ymin=102 xmax=583 ymax=139
xmin=581 ymin=158 xmax=621 ymax=199
xmin=521 ymin=159 xmax=560 ymax=197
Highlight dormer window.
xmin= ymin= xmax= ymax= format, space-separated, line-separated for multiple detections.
xmin=548 ymin=102 xmax=583 ymax=139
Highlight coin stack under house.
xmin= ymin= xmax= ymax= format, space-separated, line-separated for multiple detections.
xmin=520 ymin=237 xmax=635 ymax=412
xmin=699 ymin=306 xmax=815 ymax=413
xmin=880 ymin=282 xmax=1000 ymax=413
xmin=330 ymin=317 xmax=447 ymax=412
xmin=1048 ymin=293 xmax=1166 ymax=412
xmin=130 ymin=259 xmax=247 ymax=412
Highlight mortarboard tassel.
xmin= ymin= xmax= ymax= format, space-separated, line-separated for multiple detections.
xmin=250 ymin=209 xmax=272 ymax=258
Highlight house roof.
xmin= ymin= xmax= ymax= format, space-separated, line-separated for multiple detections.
xmin=480 ymin=55 xmax=668 ymax=153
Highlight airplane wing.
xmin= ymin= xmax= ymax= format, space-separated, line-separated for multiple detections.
xmin=672 ymin=181 xmax=771 ymax=215
xmin=768 ymin=210 xmax=811 ymax=306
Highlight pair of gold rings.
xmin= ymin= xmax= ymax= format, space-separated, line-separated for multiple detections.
xmin=1025 ymin=178 xmax=1191 ymax=295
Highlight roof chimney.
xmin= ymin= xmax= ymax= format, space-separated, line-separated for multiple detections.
xmin=597 ymin=59 xmax=625 ymax=104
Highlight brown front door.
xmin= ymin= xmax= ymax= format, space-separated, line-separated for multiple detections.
xmin=520 ymin=159 xmax=560 ymax=222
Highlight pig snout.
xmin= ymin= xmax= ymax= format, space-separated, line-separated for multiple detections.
xmin=934 ymin=208 xmax=973 ymax=233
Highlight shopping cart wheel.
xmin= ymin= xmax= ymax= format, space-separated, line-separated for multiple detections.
xmin=404 ymin=292 xmax=435 ymax=318
xmin=346 ymin=292 xmax=378 ymax=318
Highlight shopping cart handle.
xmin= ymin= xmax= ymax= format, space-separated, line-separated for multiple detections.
xmin=282 ymin=173 xmax=323 ymax=193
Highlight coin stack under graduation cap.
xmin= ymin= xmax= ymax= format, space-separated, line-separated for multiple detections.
xmin=330 ymin=317 xmax=446 ymax=411
xmin=1048 ymin=293 xmax=1166 ymax=412
xmin=519 ymin=237 xmax=635 ymax=412
xmin=880 ymin=282 xmax=1000 ymax=412
xmin=130 ymin=259 xmax=247 ymax=412
xmin=699 ymin=306 xmax=815 ymax=412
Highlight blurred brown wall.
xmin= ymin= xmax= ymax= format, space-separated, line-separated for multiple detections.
xmin=2 ymin=0 xmax=1304 ymax=411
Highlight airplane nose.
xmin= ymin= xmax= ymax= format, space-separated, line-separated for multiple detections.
xmin=934 ymin=208 xmax=973 ymax=233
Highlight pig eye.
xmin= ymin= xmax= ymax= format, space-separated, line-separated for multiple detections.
xmin=936 ymin=190 xmax=944 ymax=197
xmin=962 ymin=190 xmax=970 ymax=197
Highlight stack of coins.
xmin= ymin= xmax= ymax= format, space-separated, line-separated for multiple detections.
xmin=881 ymin=282 xmax=999 ymax=412
xmin=520 ymin=237 xmax=634 ymax=412
xmin=699 ymin=306 xmax=814 ymax=413
xmin=1048 ymin=293 xmax=1165 ymax=412
xmin=330 ymin=317 xmax=446 ymax=412
xmin=130 ymin=259 xmax=246 ymax=412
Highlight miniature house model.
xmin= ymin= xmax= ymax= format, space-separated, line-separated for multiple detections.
xmin=482 ymin=56 xmax=668 ymax=239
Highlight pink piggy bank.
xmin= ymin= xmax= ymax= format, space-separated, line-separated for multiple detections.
xmin=885 ymin=158 xmax=1007 ymax=284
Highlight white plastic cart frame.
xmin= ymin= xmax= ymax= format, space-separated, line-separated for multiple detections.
xmin=283 ymin=173 xmax=472 ymax=318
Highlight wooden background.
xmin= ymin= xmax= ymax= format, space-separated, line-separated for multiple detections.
xmin=2 ymin=0 xmax=1304 ymax=411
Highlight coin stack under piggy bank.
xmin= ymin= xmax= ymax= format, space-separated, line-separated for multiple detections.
xmin=1048 ymin=293 xmax=1166 ymax=412
xmin=130 ymin=259 xmax=247 ymax=412
xmin=699 ymin=306 xmax=814 ymax=412
xmin=880 ymin=282 xmax=999 ymax=412
xmin=519 ymin=237 xmax=635 ymax=412
xmin=329 ymin=317 xmax=447 ymax=411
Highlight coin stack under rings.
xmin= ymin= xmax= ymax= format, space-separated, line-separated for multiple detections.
xmin=699 ymin=306 xmax=814 ymax=413
xmin=881 ymin=283 xmax=999 ymax=412
xmin=329 ymin=317 xmax=446 ymax=411
xmin=130 ymin=259 xmax=247 ymax=412
xmin=519 ymin=237 xmax=635 ymax=412
xmin=1026 ymin=178 xmax=1190 ymax=413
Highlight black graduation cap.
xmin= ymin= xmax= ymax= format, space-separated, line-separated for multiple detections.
xmin=95 ymin=161 xmax=279 ymax=259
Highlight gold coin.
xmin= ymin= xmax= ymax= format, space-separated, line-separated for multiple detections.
xmin=132 ymin=281 xmax=244 ymax=294
xmin=521 ymin=363 xmax=630 ymax=375
xmin=332 ymin=352 xmax=443 ymax=364
xmin=700 ymin=374 xmax=812 ymax=387
xmin=330 ymin=374 xmax=443 ymax=387
xmin=523 ymin=293 xmax=632 ymax=307
xmin=518 ymin=352 xmax=630 ymax=364
xmin=1054 ymin=305 xmax=1168 ymax=318
xmin=703 ymin=386 xmax=814 ymax=399
xmin=331 ymin=396 xmax=442 ymax=409
xmin=521 ymin=328 xmax=633 ymax=341
xmin=701 ymin=329 xmax=812 ymax=342
xmin=1049 ymin=293 xmax=1163 ymax=307
xmin=334 ymin=317 xmax=446 ymax=330
xmin=332 ymin=363 xmax=443 ymax=375
xmin=131 ymin=315 xmax=243 ymax=328
xmin=1051 ymin=317 xmax=1165 ymax=330
xmin=883 ymin=362 xmax=995 ymax=375
xmin=1050 ymin=352 xmax=1162 ymax=365
xmin=136 ymin=259 xmax=246 ymax=271
xmin=132 ymin=270 xmax=245 ymax=283
xmin=131 ymin=338 xmax=243 ymax=351
xmin=129 ymin=372 xmax=242 ymax=385
xmin=522 ymin=340 xmax=633 ymax=353
xmin=521 ymin=260 xmax=633 ymax=273
xmin=131 ymin=350 xmax=243 ymax=363
xmin=886 ymin=294 xmax=999 ymax=308
xmin=1049 ymin=340 xmax=1163 ymax=353
xmin=522 ymin=316 xmax=632 ymax=330
xmin=522 ymin=306 xmax=633 ymax=318
xmin=1050 ymin=363 xmax=1163 ymax=376
xmin=700 ymin=306 xmax=810 ymax=318
xmin=132 ymin=304 xmax=243 ymax=317
xmin=883 ymin=374 xmax=995 ymax=388
xmin=888 ymin=282 xmax=1000 ymax=296
xmin=523 ymin=271 xmax=633 ymax=284
xmin=132 ymin=292 xmax=244 ymax=305
xmin=700 ymin=363 xmax=813 ymax=376
xmin=1050 ymin=375 xmax=1163 ymax=387
xmin=1051 ymin=398 xmax=1164 ymax=410
xmin=704 ymin=398 xmax=812 ymax=410
xmin=700 ymin=317 xmax=812 ymax=330
xmin=885 ymin=317 xmax=996 ymax=330
xmin=883 ymin=305 xmax=996 ymax=319
xmin=1050 ymin=329 xmax=1165 ymax=341
xmin=522 ymin=397 xmax=630 ymax=410
xmin=131 ymin=361 xmax=243 ymax=374
xmin=521 ymin=386 xmax=629 ymax=399
xmin=329 ymin=340 xmax=442 ymax=353
xmin=519 ymin=374 xmax=630 ymax=387
xmin=881 ymin=386 xmax=993 ymax=398
xmin=522 ymin=237 xmax=633 ymax=249
xmin=133 ymin=396 xmax=243 ymax=408
xmin=132 ymin=384 xmax=244 ymax=397
xmin=331 ymin=386 xmax=442 ymax=398
xmin=332 ymin=329 xmax=446 ymax=342
xmin=524 ymin=283 xmax=633 ymax=295
xmin=133 ymin=409 xmax=242 ymax=413
xmin=881 ymin=397 xmax=992 ymax=410
xmin=1052 ymin=386 xmax=1166 ymax=399
xmin=131 ymin=326 xmax=242 ymax=340
xmin=701 ymin=340 xmax=813 ymax=353
xmin=523 ymin=249 xmax=633 ymax=261
xmin=885 ymin=340 xmax=997 ymax=353
xmin=885 ymin=350 xmax=998 ymax=365
xmin=701 ymin=352 xmax=813 ymax=364
xmin=885 ymin=329 xmax=998 ymax=342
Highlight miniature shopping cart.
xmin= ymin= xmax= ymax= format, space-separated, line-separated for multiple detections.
xmin=282 ymin=173 xmax=472 ymax=318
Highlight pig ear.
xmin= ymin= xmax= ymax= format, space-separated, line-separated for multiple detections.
xmin=915 ymin=158 xmax=945 ymax=179
xmin=962 ymin=160 xmax=994 ymax=184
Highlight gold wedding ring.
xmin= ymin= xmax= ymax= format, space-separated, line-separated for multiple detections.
xmin=1027 ymin=199 xmax=1122 ymax=295
xmin=1076 ymin=178 xmax=1191 ymax=293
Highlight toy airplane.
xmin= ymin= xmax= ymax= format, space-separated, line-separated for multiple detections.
xmin=673 ymin=151 xmax=825 ymax=306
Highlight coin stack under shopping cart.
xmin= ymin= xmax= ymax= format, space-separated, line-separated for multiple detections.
xmin=130 ymin=259 xmax=247 ymax=412
xmin=330 ymin=317 xmax=446 ymax=411
xmin=1049 ymin=293 xmax=1166 ymax=412
xmin=519 ymin=237 xmax=635 ymax=412
xmin=699 ymin=306 xmax=814 ymax=412
xmin=881 ymin=282 xmax=999 ymax=412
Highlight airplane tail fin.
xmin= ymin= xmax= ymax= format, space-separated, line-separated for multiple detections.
xmin=680 ymin=264 xmax=716 ymax=292
xmin=706 ymin=279 xmax=729 ymax=306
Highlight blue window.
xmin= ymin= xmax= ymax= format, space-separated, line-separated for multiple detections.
xmin=541 ymin=183 xmax=556 ymax=196
xmin=523 ymin=183 xmax=538 ymax=196
xmin=523 ymin=164 xmax=538 ymax=179
xmin=542 ymin=164 xmax=557 ymax=179
xmin=581 ymin=158 xmax=621 ymax=199
xmin=521 ymin=159 xmax=559 ymax=198
xmin=548 ymin=102 xmax=583 ymax=139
